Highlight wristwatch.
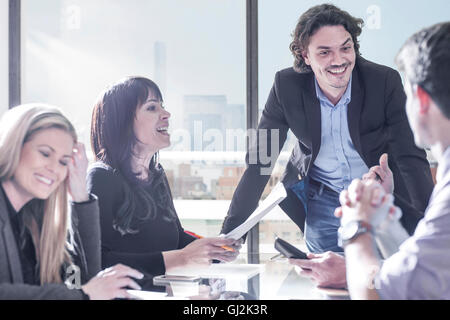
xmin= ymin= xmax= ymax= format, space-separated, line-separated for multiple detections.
xmin=338 ymin=220 xmax=373 ymax=248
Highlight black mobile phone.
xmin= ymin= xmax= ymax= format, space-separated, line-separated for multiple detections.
xmin=274 ymin=237 xmax=308 ymax=259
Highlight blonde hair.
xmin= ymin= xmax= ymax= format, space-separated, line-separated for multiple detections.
xmin=0 ymin=103 xmax=77 ymax=284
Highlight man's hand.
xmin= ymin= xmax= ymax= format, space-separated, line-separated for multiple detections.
xmin=362 ymin=153 xmax=394 ymax=194
xmin=338 ymin=179 xmax=394 ymax=227
xmin=289 ymin=252 xmax=347 ymax=289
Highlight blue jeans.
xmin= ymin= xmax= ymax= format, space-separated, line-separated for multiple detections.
xmin=304 ymin=181 xmax=343 ymax=253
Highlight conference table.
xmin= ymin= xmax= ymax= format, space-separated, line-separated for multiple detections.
xmin=129 ymin=252 xmax=349 ymax=300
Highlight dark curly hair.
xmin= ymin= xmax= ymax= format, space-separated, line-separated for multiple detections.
xmin=289 ymin=4 xmax=364 ymax=73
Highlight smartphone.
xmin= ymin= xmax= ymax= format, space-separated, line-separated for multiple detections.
xmin=274 ymin=237 xmax=308 ymax=259
xmin=153 ymin=275 xmax=201 ymax=286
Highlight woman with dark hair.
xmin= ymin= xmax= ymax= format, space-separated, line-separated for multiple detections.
xmin=88 ymin=77 xmax=240 ymax=288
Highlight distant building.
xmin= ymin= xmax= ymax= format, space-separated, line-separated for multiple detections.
xmin=165 ymin=168 xmax=175 ymax=191
xmin=172 ymin=163 xmax=210 ymax=199
xmin=182 ymin=95 xmax=245 ymax=151
xmin=259 ymin=220 xmax=303 ymax=244
xmin=216 ymin=166 xmax=245 ymax=200
xmin=178 ymin=163 xmax=192 ymax=177
xmin=224 ymin=104 xmax=245 ymax=130
xmin=177 ymin=176 xmax=208 ymax=199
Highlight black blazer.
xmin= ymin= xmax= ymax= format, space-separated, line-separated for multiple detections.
xmin=0 ymin=191 xmax=101 ymax=299
xmin=221 ymin=56 xmax=434 ymax=236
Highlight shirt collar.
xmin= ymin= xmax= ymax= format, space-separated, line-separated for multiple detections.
xmin=436 ymin=146 xmax=450 ymax=184
xmin=314 ymin=75 xmax=352 ymax=107
xmin=0 ymin=183 xmax=17 ymax=215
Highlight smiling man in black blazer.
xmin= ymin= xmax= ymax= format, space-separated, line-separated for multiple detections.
xmin=221 ymin=4 xmax=434 ymax=253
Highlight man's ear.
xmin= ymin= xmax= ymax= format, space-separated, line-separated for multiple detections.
xmin=302 ymin=50 xmax=311 ymax=66
xmin=416 ymin=86 xmax=431 ymax=115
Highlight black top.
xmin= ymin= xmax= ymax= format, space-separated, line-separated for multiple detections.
xmin=87 ymin=162 xmax=196 ymax=288
xmin=0 ymin=184 xmax=100 ymax=299
xmin=0 ymin=185 xmax=39 ymax=285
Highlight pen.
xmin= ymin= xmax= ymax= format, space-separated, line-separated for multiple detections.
xmin=270 ymin=253 xmax=284 ymax=261
xmin=184 ymin=230 xmax=235 ymax=252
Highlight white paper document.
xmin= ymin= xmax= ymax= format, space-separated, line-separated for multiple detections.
xmin=224 ymin=182 xmax=287 ymax=240
xmin=126 ymin=290 xmax=187 ymax=300
xmin=167 ymin=263 xmax=264 ymax=280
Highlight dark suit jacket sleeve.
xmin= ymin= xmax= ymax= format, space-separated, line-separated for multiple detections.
xmin=0 ymin=283 xmax=85 ymax=300
xmin=384 ymin=69 xmax=434 ymax=214
xmin=70 ymin=197 xmax=101 ymax=283
xmin=87 ymin=167 xmax=167 ymax=277
xmin=221 ymin=71 xmax=290 ymax=235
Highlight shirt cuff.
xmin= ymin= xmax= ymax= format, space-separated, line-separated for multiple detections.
xmin=71 ymin=193 xmax=98 ymax=205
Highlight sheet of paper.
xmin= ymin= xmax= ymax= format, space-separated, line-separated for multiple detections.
xmin=224 ymin=182 xmax=287 ymax=240
xmin=167 ymin=263 xmax=265 ymax=280
xmin=126 ymin=290 xmax=188 ymax=300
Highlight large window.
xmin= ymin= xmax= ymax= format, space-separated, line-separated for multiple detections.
xmin=7 ymin=0 xmax=449 ymax=263
xmin=21 ymin=0 xmax=247 ymax=257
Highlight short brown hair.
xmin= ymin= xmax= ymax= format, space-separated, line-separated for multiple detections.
xmin=396 ymin=22 xmax=450 ymax=119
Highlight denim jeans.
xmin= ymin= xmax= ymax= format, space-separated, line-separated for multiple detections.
xmin=304 ymin=181 xmax=343 ymax=253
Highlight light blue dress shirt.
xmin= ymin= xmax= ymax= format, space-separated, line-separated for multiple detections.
xmin=308 ymin=76 xmax=369 ymax=193
xmin=376 ymin=147 xmax=450 ymax=299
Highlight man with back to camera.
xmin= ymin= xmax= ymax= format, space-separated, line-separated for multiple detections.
xmin=220 ymin=4 xmax=434 ymax=253
xmin=336 ymin=22 xmax=450 ymax=299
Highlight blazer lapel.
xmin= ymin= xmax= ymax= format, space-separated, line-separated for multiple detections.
xmin=347 ymin=66 xmax=365 ymax=161
xmin=0 ymin=192 xmax=24 ymax=283
xmin=302 ymin=74 xmax=321 ymax=164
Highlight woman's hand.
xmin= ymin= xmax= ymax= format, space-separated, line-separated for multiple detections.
xmin=227 ymin=237 xmax=244 ymax=254
xmin=67 ymin=142 xmax=90 ymax=202
xmin=181 ymin=237 xmax=239 ymax=265
xmin=163 ymin=237 xmax=238 ymax=271
xmin=81 ymin=264 xmax=144 ymax=300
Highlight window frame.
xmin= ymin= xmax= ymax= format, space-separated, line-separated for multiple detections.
xmin=8 ymin=0 xmax=262 ymax=263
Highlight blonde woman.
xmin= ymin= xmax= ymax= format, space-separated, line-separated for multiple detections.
xmin=0 ymin=104 xmax=143 ymax=299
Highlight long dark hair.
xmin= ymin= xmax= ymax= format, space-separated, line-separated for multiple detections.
xmin=91 ymin=76 xmax=174 ymax=235
xmin=289 ymin=4 xmax=364 ymax=73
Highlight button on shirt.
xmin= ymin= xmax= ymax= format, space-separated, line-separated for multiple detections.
xmin=308 ymin=76 xmax=369 ymax=193
xmin=376 ymin=147 xmax=450 ymax=299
